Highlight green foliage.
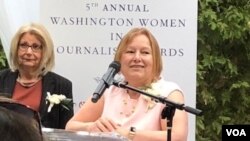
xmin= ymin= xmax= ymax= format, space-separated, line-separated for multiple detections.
xmin=0 ymin=39 xmax=8 ymax=70
xmin=197 ymin=0 xmax=250 ymax=140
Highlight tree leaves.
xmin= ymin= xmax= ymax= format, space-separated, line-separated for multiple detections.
xmin=197 ymin=0 xmax=250 ymax=140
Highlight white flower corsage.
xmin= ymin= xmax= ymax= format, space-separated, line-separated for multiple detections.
xmin=140 ymin=82 xmax=161 ymax=111
xmin=46 ymin=92 xmax=72 ymax=113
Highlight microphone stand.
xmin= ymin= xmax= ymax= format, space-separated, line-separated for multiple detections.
xmin=113 ymin=81 xmax=202 ymax=141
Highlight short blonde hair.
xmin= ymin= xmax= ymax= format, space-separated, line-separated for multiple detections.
xmin=9 ymin=22 xmax=55 ymax=76
xmin=114 ymin=27 xmax=162 ymax=82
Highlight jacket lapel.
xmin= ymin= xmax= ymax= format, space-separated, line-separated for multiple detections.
xmin=39 ymin=72 xmax=54 ymax=118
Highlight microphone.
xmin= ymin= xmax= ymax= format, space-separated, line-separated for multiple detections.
xmin=91 ymin=61 xmax=121 ymax=103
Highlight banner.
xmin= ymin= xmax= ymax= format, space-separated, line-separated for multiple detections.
xmin=40 ymin=1 xmax=198 ymax=140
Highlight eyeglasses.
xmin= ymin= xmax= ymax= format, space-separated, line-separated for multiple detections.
xmin=0 ymin=99 xmax=42 ymax=136
xmin=19 ymin=43 xmax=42 ymax=52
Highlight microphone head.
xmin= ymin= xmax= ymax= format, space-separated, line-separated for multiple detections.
xmin=109 ymin=61 xmax=121 ymax=73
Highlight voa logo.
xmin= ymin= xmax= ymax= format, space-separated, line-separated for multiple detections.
xmin=226 ymin=129 xmax=246 ymax=136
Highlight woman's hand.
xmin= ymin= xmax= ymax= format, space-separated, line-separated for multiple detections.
xmin=116 ymin=127 xmax=130 ymax=139
xmin=88 ymin=117 xmax=120 ymax=132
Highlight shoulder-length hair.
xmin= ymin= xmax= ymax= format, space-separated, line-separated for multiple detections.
xmin=114 ymin=27 xmax=163 ymax=82
xmin=9 ymin=22 xmax=55 ymax=76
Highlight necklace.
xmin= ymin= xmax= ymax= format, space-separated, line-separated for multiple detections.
xmin=120 ymin=91 xmax=139 ymax=117
xmin=16 ymin=75 xmax=41 ymax=88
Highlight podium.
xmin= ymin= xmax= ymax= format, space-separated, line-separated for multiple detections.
xmin=42 ymin=128 xmax=129 ymax=141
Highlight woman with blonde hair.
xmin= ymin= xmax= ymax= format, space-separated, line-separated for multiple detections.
xmin=0 ymin=23 xmax=73 ymax=129
xmin=66 ymin=27 xmax=188 ymax=141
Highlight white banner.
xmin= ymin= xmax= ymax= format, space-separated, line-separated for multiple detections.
xmin=40 ymin=0 xmax=198 ymax=140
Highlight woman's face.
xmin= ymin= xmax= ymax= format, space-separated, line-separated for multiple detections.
xmin=120 ymin=34 xmax=153 ymax=86
xmin=17 ymin=33 xmax=43 ymax=71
